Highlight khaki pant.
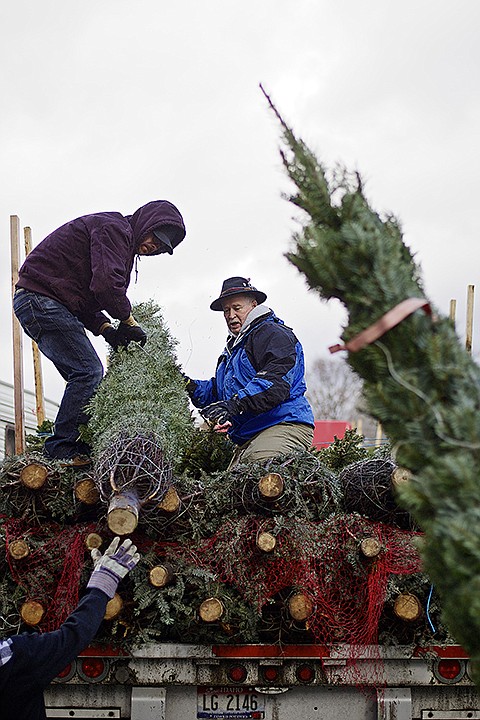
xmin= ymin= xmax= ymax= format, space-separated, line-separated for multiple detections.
xmin=228 ymin=423 xmax=314 ymax=469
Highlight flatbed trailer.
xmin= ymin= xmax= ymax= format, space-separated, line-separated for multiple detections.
xmin=44 ymin=642 xmax=480 ymax=720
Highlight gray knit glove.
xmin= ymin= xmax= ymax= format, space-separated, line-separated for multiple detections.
xmin=87 ymin=537 xmax=140 ymax=599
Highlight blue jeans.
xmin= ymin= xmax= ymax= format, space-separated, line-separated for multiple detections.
xmin=13 ymin=289 xmax=104 ymax=460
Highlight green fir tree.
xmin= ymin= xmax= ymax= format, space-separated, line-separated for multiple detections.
xmin=87 ymin=300 xmax=195 ymax=470
xmin=264 ymin=90 xmax=480 ymax=672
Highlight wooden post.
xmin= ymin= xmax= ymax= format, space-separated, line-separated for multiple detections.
xmin=356 ymin=417 xmax=363 ymax=436
xmin=375 ymin=422 xmax=383 ymax=448
xmin=10 ymin=215 xmax=25 ymax=455
xmin=24 ymin=227 xmax=46 ymax=425
xmin=466 ymin=285 xmax=474 ymax=355
xmin=449 ymin=299 xmax=456 ymax=327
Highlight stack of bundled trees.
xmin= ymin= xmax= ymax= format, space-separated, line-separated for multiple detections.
xmin=0 ymin=300 xmax=454 ymax=651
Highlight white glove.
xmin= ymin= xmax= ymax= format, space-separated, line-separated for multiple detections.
xmin=87 ymin=536 xmax=140 ymax=598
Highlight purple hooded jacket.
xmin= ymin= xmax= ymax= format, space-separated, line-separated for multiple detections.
xmin=16 ymin=200 xmax=185 ymax=335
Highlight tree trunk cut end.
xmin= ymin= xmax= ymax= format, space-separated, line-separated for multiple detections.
xmin=20 ymin=462 xmax=49 ymax=489
xmin=288 ymin=592 xmax=313 ymax=621
xmin=157 ymin=486 xmax=181 ymax=514
xmin=9 ymin=538 xmax=30 ymax=560
xmin=20 ymin=600 xmax=45 ymax=626
xmin=256 ymin=531 xmax=277 ymax=553
xmin=74 ymin=478 xmax=100 ymax=505
xmin=199 ymin=597 xmax=225 ymax=623
xmin=393 ymin=592 xmax=422 ymax=621
xmin=258 ymin=473 xmax=285 ymax=500
xmin=149 ymin=563 xmax=175 ymax=588
xmin=391 ymin=466 xmax=413 ymax=491
xmin=360 ymin=537 xmax=382 ymax=558
xmin=104 ymin=593 xmax=124 ymax=620
xmin=107 ymin=491 xmax=141 ymax=535
xmin=85 ymin=533 xmax=103 ymax=550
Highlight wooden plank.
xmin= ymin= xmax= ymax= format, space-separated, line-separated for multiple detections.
xmin=24 ymin=227 xmax=46 ymax=425
xmin=466 ymin=284 xmax=474 ymax=355
xmin=10 ymin=215 xmax=25 ymax=454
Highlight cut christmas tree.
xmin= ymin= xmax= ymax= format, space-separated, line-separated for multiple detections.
xmin=263 ymin=87 xmax=480 ymax=669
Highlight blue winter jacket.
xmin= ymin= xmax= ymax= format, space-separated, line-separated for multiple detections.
xmin=190 ymin=307 xmax=314 ymax=445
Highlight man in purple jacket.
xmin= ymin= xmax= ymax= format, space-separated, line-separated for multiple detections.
xmin=13 ymin=200 xmax=186 ymax=465
xmin=0 ymin=536 xmax=140 ymax=720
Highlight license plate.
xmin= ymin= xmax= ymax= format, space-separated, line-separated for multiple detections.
xmin=197 ymin=686 xmax=265 ymax=719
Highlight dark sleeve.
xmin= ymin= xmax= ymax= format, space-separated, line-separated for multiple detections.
xmin=78 ymin=310 xmax=111 ymax=335
xmin=189 ymin=377 xmax=218 ymax=408
xmin=10 ymin=588 xmax=108 ymax=691
xmin=237 ymin=324 xmax=297 ymax=415
xmin=88 ymin=224 xmax=133 ymax=322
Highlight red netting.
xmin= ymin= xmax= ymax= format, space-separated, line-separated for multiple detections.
xmin=4 ymin=519 xmax=93 ymax=631
xmin=171 ymin=514 xmax=422 ymax=646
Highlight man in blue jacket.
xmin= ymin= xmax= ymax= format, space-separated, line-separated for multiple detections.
xmin=0 ymin=536 xmax=140 ymax=720
xmin=184 ymin=276 xmax=314 ymax=466
xmin=13 ymin=200 xmax=186 ymax=465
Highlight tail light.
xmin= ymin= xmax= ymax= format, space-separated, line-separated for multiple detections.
xmin=261 ymin=665 xmax=280 ymax=683
xmin=433 ymin=658 xmax=465 ymax=684
xmin=227 ymin=664 xmax=248 ymax=683
xmin=54 ymin=661 xmax=76 ymax=682
xmin=77 ymin=657 xmax=110 ymax=683
xmin=296 ymin=663 xmax=315 ymax=683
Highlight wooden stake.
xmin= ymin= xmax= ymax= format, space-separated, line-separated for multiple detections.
xmin=356 ymin=417 xmax=363 ymax=436
xmin=375 ymin=423 xmax=383 ymax=448
xmin=23 ymin=226 xmax=46 ymax=426
xmin=466 ymin=284 xmax=474 ymax=355
xmin=10 ymin=215 xmax=25 ymax=455
xmin=449 ymin=298 xmax=456 ymax=327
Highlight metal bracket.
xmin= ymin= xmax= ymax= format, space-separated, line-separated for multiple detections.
xmin=131 ymin=687 xmax=166 ymax=720
xmin=378 ymin=688 xmax=412 ymax=720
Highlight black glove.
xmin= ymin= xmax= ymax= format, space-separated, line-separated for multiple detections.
xmin=102 ymin=325 xmax=120 ymax=349
xmin=181 ymin=373 xmax=197 ymax=397
xmin=201 ymin=399 xmax=239 ymax=425
xmin=116 ymin=322 xmax=147 ymax=348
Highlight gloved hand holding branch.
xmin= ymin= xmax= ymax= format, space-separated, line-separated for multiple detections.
xmin=116 ymin=315 xmax=148 ymax=347
xmin=201 ymin=398 xmax=240 ymax=427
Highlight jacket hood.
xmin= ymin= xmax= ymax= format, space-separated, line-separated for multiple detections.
xmin=127 ymin=200 xmax=186 ymax=253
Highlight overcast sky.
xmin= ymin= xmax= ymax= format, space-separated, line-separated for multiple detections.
xmin=1 ymin=1 xmax=480 ymax=411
